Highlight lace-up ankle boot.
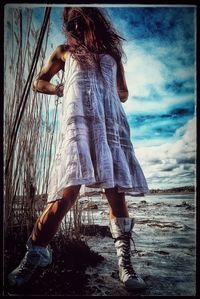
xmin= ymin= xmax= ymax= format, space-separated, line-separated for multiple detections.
xmin=8 ymin=237 xmax=52 ymax=288
xmin=110 ymin=217 xmax=146 ymax=290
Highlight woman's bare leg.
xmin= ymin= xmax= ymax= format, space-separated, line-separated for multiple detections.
xmin=31 ymin=185 xmax=81 ymax=247
xmin=105 ymin=187 xmax=129 ymax=220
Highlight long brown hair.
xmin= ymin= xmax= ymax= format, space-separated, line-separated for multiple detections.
xmin=62 ymin=7 xmax=126 ymax=68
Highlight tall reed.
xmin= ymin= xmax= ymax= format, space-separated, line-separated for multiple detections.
xmin=4 ymin=7 xmax=57 ymax=236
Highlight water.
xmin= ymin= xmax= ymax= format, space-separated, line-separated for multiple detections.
xmin=80 ymin=193 xmax=195 ymax=226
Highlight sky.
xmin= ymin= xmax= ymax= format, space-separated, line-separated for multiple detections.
xmin=4 ymin=4 xmax=196 ymax=190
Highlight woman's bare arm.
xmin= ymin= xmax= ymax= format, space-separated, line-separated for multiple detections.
xmin=116 ymin=60 xmax=129 ymax=103
xmin=32 ymin=45 xmax=66 ymax=96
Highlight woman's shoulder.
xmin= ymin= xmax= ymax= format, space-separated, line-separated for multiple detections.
xmin=54 ymin=44 xmax=70 ymax=62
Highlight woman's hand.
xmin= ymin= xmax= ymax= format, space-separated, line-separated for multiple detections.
xmin=55 ymin=83 xmax=64 ymax=97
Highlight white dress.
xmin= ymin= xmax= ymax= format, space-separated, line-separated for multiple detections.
xmin=47 ymin=53 xmax=149 ymax=202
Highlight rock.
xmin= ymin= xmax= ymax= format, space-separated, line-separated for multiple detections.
xmin=140 ymin=200 xmax=147 ymax=204
xmin=83 ymin=202 xmax=98 ymax=210
xmin=175 ymin=201 xmax=191 ymax=208
xmin=154 ymin=250 xmax=170 ymax=255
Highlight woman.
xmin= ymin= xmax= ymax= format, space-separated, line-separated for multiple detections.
xmin=8 ymin=7 xmax=149 ymax=291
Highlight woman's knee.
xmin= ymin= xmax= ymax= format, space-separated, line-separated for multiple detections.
xmin=44 ymin=185 xmax=81 ymax=218
xmin=58 ymin=186 xmax=81 ymax=210
xmin=62 ymin=185 xmax=81 ymax=202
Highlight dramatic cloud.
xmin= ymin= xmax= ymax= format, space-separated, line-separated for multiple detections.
xmin=135 ymin=117 xmax=196 ymax=189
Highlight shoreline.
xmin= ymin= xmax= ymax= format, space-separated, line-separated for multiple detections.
xmin=145 ymin=191 xmax=195 ymax=196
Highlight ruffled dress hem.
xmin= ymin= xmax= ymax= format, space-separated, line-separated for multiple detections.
xmin=47 ymin=180 xmax=149 ymax=203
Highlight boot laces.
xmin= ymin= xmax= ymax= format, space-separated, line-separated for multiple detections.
xmin=17 ymin=252 xmax=39 ymax=275
xmin=114 ymin=232 xmax=138 ymax=277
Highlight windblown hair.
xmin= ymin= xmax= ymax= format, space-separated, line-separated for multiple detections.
xmin=62 ymin=7 xmax=126 ymax=68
